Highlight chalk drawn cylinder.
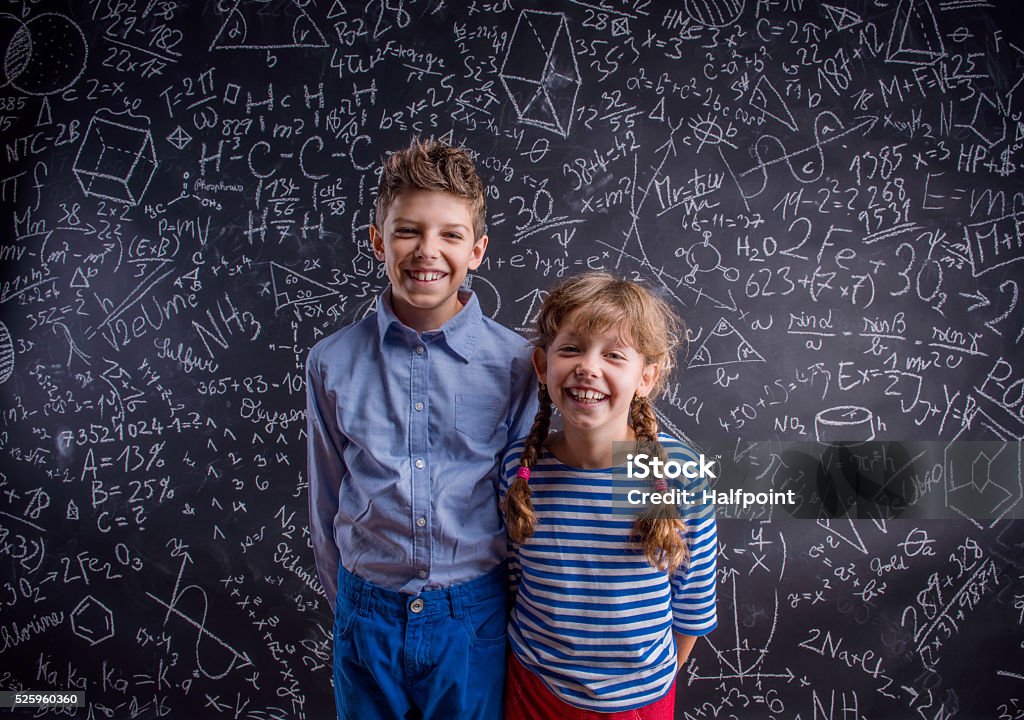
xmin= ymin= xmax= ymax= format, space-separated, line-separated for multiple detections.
xmin=814 ymin=406 xmax=875 ymax=444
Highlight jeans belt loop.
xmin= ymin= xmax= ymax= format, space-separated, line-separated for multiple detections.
xmin=358 ymin=579 xmax=372 ymax=615
xmin=449 ymin=584 xmax=465 ymax=619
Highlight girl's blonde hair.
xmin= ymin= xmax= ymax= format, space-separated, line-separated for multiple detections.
xmin=503 ymin=272 xmax=689 ymax=572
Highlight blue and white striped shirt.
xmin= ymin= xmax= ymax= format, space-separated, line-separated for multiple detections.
xmin=500 ymin=434 xmax=718 ymax=712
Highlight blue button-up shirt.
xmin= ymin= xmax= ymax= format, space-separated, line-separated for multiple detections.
xmin=306 ymin=288 xmax=538 ymax=607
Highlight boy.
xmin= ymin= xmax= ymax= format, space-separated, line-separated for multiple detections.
xmin=306 ymin=138 xmax=538 ymax=719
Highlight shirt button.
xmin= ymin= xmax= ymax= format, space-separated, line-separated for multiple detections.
xmin=416 ymin=516 xmax=426 ymax=527
xmin=415 ymin=345 xmax=425 ymax=355
xmin=410 ymin=598 xmax=425 ymax=613
xmin=415 ymin=458 xmax=425 ymax=469
xmin=414 ymin=402 xmax=424 ymax=412
xmin=418 ymin=570 xmax=427 ymax=579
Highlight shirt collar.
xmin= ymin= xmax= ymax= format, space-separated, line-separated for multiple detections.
xmin=376 ymin=288 xmax=482 ymax=362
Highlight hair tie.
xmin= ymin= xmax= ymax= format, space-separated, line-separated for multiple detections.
xmin=517 ymin=466 xmax=531 ymax=482
xmin=653 ymin=478 xmax=668 ymax=492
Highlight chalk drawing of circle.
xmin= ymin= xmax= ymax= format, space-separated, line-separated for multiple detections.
xmin=691 ymin=117 xmax=730 ymax=146
xmin=815 ymin=406 xmax=875 ymax=444
xmin=0 ymin=321 xmax=13 ymax=384
xmin=464 ymin=273 xmax=501 ymax=318
xmin=688 ymin=241 xmax=722 ymax=273
xmin=684 ymin=241 xmax=722 ymax=283
xmin=0 ymin=13 xmax=27 ymax=87
xmin=6 ymin=13 xmax=87 ymax=96
xmin=684 ymin=0 xmax=745 ymax=27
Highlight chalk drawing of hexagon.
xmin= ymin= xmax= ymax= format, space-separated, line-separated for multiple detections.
xmin=70 ymin=595 xmax=114 ymax=645
xmin=944 ymin=440 xmax=1022 ymax=526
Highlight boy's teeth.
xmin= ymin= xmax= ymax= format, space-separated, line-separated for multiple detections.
xmin=410 ymin=271 xmax=444 ymax=281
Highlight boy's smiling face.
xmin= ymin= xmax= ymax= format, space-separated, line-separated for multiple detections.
xmin=371 ymin=189 xmax=488 ymax=332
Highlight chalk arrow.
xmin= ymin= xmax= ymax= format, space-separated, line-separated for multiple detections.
xmin=959 ymin=291 xmax=990 ymax=312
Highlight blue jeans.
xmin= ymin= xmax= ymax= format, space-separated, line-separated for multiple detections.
xmin=333 ymin=564 xmax=508 ymax=720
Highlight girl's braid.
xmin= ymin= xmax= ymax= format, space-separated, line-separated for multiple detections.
xmin=630 ymin=393 xmax=663 ymax=459
xmin=503 ymin=383 xmax=553 ymax=544
xmin=630 ymin=394 xmax=688 ymax=572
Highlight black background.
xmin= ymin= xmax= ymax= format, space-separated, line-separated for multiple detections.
xmin=1 ymin=1 xmax=1023 ymax=718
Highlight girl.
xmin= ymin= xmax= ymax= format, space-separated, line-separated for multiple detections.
xmin=501 ymin=272 xmax=718 ymax=719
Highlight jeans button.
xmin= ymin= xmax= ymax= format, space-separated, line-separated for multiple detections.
xmin=410 ymin=598 xmax=425 ymax=613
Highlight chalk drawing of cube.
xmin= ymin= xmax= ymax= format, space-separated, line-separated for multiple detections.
xmin=73 ymin=116 xmax=157 ymax=206
xmin=500 ymin=10 xmax=580 ymax=138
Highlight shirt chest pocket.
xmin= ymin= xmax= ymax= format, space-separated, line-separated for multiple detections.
xmin=454 ymin=394 xmax=502 ymax=441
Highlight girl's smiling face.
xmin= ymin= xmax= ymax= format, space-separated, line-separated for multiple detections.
xmin=534 ymin=312 xmax=660 ymax=443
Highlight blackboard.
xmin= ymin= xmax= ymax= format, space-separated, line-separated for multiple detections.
xmin=1 ymin=1 xmax=1023 ymax=717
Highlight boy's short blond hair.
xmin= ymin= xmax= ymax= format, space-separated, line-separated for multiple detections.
xmin=374 ymin=137 xmax=487 ymax=239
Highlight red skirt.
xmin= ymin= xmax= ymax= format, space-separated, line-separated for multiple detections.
xmin=505 ymin=653 xmax=677 ymax=720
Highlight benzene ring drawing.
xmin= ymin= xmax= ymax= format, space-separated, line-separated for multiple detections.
xmin=500 ymin=10 xmax=580 ymax=138
xmin=70 ymin=595 xmax=115 ymax=645
xmin=944 ymin=439 xmax=1022 ymax=526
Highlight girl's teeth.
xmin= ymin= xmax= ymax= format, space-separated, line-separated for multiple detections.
xmin=569 ymin=389 xmax=606 ymax=402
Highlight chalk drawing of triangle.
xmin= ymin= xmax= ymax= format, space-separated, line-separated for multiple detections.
xmin=885 ymin=0 xmax=944 ymax=65
xmin=270 ymin=262 xmax=338 ymax=310
xmin=817 ymin=518 xmax=868 ymax=554
xmin=702 ymin=576 xmax=779 ymax=677
xmin=327 ymin=0 xmax=347 ymax=19
xmin=211 ymin=0 xmax=327 ymax=50
xmin=38 ymin=96 xmax=52 ymax=126
xmin=688 ymin=317 xmax=765 ymax=368
xmin=749 ymin=76 xmax=797 ymax=132
xmin=821 ymin=4 xmax=863 ymax=32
